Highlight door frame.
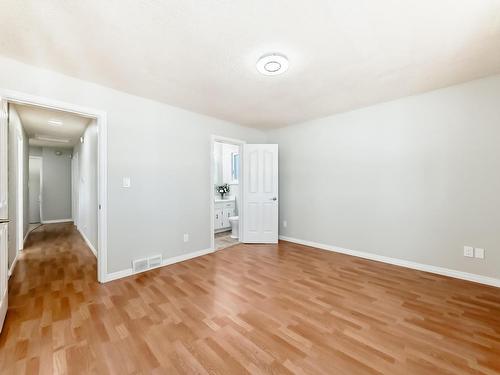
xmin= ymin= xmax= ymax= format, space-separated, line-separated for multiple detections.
xmin=16 ymin=134 xmax=23 ymax=252
xmin=29 ymin=155 xmax=42 ymax=224
xmin=71 ymin=151 xmax=79 ymax=228
xmin=210 ymin=135 xmax=245 ymax=250
xmin=0 ymin=89 xmax=108 ymax=283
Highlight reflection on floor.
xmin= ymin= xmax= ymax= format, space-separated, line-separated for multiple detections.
xmin=28 ymin=223 xmax=42 ymax=233
xmin=215 ymin=231 xmax=239 ymax=250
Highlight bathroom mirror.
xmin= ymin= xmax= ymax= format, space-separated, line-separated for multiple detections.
xmin=214 ymin=142 xmax=240 ymax=186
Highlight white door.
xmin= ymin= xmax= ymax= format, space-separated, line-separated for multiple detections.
xmin=29 ymin=157 xmax=41 ymax=223
xmin=242 ymin=144 xmax=279 ymax=243
xmin=0 ymin=99 xmax=9 ymax=333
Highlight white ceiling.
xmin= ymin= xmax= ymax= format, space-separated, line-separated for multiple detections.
xmin=13 ymin=104 xmax=92 ymax=148
xmin=1 ymin=1 xmax=500 ymax=129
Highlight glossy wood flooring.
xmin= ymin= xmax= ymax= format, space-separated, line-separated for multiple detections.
xmin=1 ymin=223 xmax=500 ymax=374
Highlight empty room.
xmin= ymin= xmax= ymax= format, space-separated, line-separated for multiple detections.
xmin=0 ymin=1 xmax=499 ymax=374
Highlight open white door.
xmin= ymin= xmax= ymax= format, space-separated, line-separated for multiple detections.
xmin=0 ymin=98 xmax=9 ymax=332
xmin=242 ymin=144 xmax=278 ymax=243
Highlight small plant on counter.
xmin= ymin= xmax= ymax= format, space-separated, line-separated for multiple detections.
xmin=216 ymin=183 xmax=230 ymax=199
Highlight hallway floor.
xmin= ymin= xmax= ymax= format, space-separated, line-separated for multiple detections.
xmin=1 ymin=224 xmax=500 ymax=374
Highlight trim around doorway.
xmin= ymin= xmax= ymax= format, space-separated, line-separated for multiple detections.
xmin=0 ymin=89 xmax=108 ymax=283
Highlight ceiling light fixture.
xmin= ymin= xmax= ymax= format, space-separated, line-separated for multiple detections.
xmin=48 ymin=119 xmax=63 ymax=126
xmin=35 ymin=135 xmax=70 ymax=143
xmin=256 ymin=54 xmax=289 ymax=76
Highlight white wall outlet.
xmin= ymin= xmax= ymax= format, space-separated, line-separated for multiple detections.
xmin=463 ymin=246 xmax=474 ymax=258
xmin=283 ymin=220 xmax=287 ymax=228
xmin=474 ymin=248 xmax=485 ymax=259
xmin=122 ymin=177 xmax=131 ymax=188
xmin=183 ymin=233 xmax=189 ymax=242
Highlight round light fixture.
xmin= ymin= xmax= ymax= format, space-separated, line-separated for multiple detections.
xmin=256 ymin=54 xmax=289 ymax=76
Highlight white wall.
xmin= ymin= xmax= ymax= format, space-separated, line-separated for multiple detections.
xmin=29 ymin=146 xmax=42 ymax=157
xmin=7 ymin=105 xmax=28 ymax=268
xmin=28 ymin=156 xmax=41 ymax=223
xmin=41 ymin=147 xmax=72 ymax=221
xmin=267 ymin=75 xmax=500 ymax=279
xmin=0 ymin=56 xmax=266 ymax=274
xmin=73 ymin=120 xmax=98 ymax=251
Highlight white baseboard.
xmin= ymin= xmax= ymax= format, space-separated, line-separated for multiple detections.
xmin=279 ymin=236 xmax=500 ymax=288
xmin=10 ymin=225 xmax=42 ymax=277
xmin=8 ymin=252 xmax=19 ymax=277
xmin=104 ymin=247 xmax=214 ymax=283
xmin=23 ymin=223 xmax=41 ymax=245
xmin=78 ymin=229 xmax=97 ymax=258
xmin=41 ymin=219 xmax=73 ymax=224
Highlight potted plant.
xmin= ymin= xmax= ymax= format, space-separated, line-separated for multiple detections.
xmin=216 ymin=183 xmax=230 ymax=199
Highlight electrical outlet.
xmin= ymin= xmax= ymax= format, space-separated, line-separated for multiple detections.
xmin=474 ymin=248 xmax=485 ymax=259
xmin=183 ymin=233 xmax=189 ymax=242
xmin=463 ymin=246 xmax=474 ymax=258
xmin=283 ymin=220 xmax=287 ymax=228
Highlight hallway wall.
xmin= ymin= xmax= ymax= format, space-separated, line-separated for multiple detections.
xmin=73 ymin=120 xmax=98 ymax=252
xmin=7 ymin=105 xmax=29 ymax=268
xmin=41 ymin=147 xmax=72 ymax=222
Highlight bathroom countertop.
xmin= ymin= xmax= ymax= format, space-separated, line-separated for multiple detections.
xmin=215 ymin=197 xmax=235 ymax=203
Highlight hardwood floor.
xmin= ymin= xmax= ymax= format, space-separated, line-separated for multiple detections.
xmin=1 ymin=223 xmax=500 ymax=374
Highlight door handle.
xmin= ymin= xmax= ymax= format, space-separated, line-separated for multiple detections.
xmin=271 ymin=197 xmax=277 ymax=201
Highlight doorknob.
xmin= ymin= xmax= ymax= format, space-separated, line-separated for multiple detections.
xmin=271 ymin=197 xmax=277 ymax=201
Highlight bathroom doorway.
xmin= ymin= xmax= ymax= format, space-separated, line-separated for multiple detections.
xmin=210 ymin=136 xmax=244 ymax=251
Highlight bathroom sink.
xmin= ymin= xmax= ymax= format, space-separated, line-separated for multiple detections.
xmin=215 ymin=197 xmax=235 ymax=203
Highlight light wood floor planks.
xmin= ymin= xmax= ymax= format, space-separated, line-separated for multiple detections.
xmin=1 ymin=223 xmax=500 ymax=374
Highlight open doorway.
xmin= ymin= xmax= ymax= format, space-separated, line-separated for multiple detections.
xmin=3 ymin=97 xmax=106 ymax=282
xmin=210 ymin=136 xmax=244 ymax=251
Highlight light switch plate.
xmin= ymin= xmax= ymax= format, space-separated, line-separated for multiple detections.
xmin=183 ymin=234 xmax=189 ymax=242
xmin=463 ymin=246 xmax=474 ymax=258
xmin=283 ymin=220 xmax=287 ymax=228
xmin=122 ymin=177 xmax=131 ymax=188
xmin=474 ymin=248 xmax=485 ymax=259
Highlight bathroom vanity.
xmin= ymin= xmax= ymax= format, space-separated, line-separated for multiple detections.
xmin=214 ymin=198 xmax=236 ymax=232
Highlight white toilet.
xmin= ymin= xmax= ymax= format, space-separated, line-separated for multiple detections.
xmin=229 ymin=216 xmax=239 ymax=239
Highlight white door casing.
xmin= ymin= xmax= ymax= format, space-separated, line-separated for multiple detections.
xmin=16 ymin=136 xmax=23 ymax=251
xmin=71 ymin=152 xmax=79 ymax=227
xmin=242 ymin=144 xmax=279 ymax=243
xmin=0 ymin=99 xmax=7 ymax=221
xmin=0 ymin=98 xmax=8 ymax=332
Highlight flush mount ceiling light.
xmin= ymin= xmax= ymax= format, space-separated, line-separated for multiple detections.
xmin=256 ymin=54 xmax=289 ymax=76
xmin=35 ymin=135 xmax=70 ymax=143
xmin=47 ymin=119 xmax=63 ymax=126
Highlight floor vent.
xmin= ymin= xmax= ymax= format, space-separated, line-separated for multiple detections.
xmin=132 ymin=258 xmax=149 ymax=273
xmin=148 ymin=254 xmax=162 ymax=269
